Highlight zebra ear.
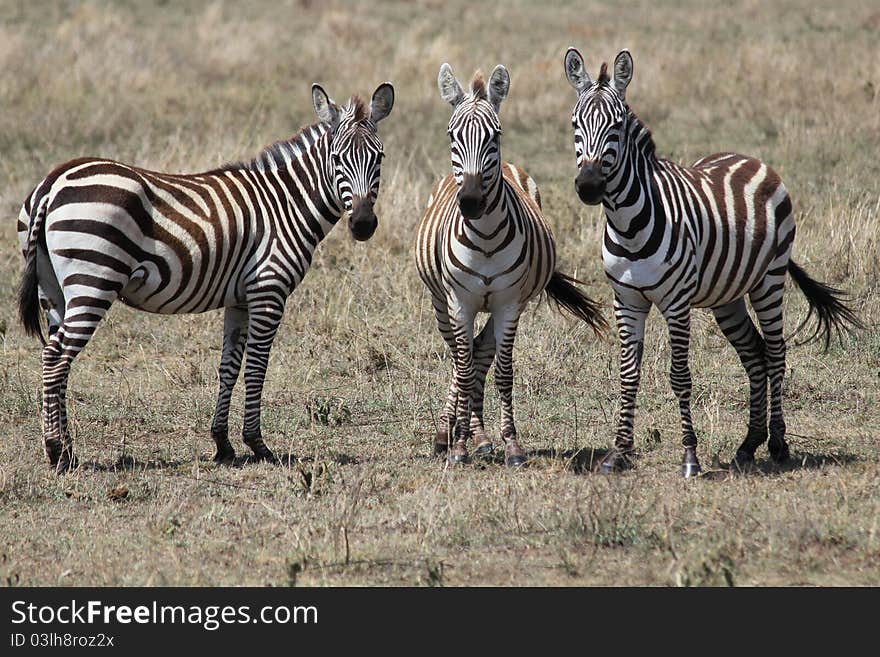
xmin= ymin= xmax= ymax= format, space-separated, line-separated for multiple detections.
xmin=438 ymin=63 xmax=465 ymax=108
xmin=564 ymin=47 xmax=591 ymax=94
xmin=612 ymin=49 xmax=633 ymax=99
xmin=488 ymin=65 xmax=510 ymax=113
xmin=370 ymin=82 xmax=395 ymax=124
xmin=312 ymin=84 xmax=341 ymax=131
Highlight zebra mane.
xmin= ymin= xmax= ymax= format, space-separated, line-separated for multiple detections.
xmin=597 ymin=62 xmax=610 ymax=84
xmin=470 ymin=71 xmax=487 ymax=99
xmin=209 ymin=123 xmax=329 ymax=174
xmin=348 ymin=95 xmax=368 ymax=122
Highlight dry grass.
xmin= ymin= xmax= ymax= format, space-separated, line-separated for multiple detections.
xmin=0 ymin=0 xmax=878 ymax=586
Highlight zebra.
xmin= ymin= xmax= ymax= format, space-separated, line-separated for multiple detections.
xmin=415 ymin=63 xmax=606 ymax=467
xmin=563 ymin=47 xmax=862 ymax=476
xmin=17 ymin=82 xmax=395 ymax=474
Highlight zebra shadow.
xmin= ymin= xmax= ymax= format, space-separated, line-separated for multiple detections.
xmin=700 ymin=450 xmax=863 ymax=480
xmin=203 ymin=452 xmax=361 ymax=469
xmin=82 ymin=454 xmax=186 ymax=472
xmin=519 ymin=447 xmax=611 ymax=474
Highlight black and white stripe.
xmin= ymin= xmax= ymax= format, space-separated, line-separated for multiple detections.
xmin=564 ymin=48 xmax=861 ymax=476
xmin=17 ymin=83 xmax=394 ymax=473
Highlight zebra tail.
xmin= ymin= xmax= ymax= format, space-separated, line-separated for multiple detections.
xmin=786 ymin=259 xmax=863 ymax=351
xmin=18 ymin=195 xmax=49 ymax=346
xmin=545 ymin=270 xmax=608 ymax=336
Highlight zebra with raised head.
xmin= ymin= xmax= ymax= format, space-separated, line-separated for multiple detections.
xmin=563 ymin=48 xmax=861 ymax=476
xmin=18 ymin=82 xmax=394 ymax=473
xmin=416 ymin=64 xmax=606 ymax=467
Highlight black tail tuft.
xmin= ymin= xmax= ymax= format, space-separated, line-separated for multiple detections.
xmin=18 ymin=250 xmax=45 ymax=345
xmin=787 ymin=259 xmax=863 ymax=351
xmin=18 ymin=194 xmax=48 ymax=346
xmin=545 ymin=271 xmax=608 ymax=336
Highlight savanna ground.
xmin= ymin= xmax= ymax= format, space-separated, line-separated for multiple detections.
xmin=0 ymin=0 xmax=878 ymax=586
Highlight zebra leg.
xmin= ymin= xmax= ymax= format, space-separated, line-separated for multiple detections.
xmin=470 ymin=317 xmax=496 ymax=457
xmin=210 ymin=305 xmax=248 ymax=464
xmin=601 ymin=296 xmax=650 ymax=473
xmin=240 ymin=296 xmax=285 ymax=465
xmin=750 ymin=274 xmax=790 ymax=463
xmin=712 ymin=299 xmax=769 ymax=467
xmin=448 ymin=303 xmax=477 ymax=465
xmin=431 ymin=299 xmax=458 ymax=455
xmin=43 ymin=294 xmax=117 ymax=474
xmin=433 ymin=313 xmax=495 ymax=457
xmin=492 ymin=309 xmax=525 ymax=468
xmin=662 ymin=304 xmax=701 ymax=477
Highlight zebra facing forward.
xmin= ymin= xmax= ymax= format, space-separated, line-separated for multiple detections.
xmin=563 ymin=48 xmax=861 ymax=476
xmin=18 ymin=82 xmax=395 ymax=473
xmin=416 ymin=64 xmax=606 ymax=467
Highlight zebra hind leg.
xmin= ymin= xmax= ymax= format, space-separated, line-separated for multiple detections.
xmin=43 ymin=297 xmax=116 ymax=474
xmin=750 ymin=278 xmax=790 ymax=464
xmin=210 ymin=306 xmax=248 ymax=465
xmin=711 ymin=299 xmax=768 ymax=469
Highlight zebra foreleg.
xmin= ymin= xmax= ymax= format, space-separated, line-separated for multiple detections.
xmin=712 ymin=299 xmax=769 ymax=468
xmin=470 ymin=317 xmax=496 ymax=457
xmin=663 ymin=304 xmax=701 ymax=477
xmin=492 ymin=309 xmax=525 ymax=468
xmin=240 ymin=295 xmax=286 ymax=465
xmin=601 ymin=297 xmax=649 ymax=474
xmin=210 ymin=305 xmax=248 ymax=464
xmin=448 ymin=305 xmax=477 ymax=465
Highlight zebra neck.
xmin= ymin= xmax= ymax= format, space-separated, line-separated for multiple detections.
xmin=273 ymin=126 xmax=344 ymax=241
xmin=602 ymin=147 xmax=668 ymax=256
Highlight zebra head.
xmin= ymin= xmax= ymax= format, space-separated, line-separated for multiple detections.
xmin=564 ymin=48 xmax=634 ymax=205
xmin=438 ymin=63 xmax=510 ymax=220
xmin=312 ymin=82 xmax=395 ymax=241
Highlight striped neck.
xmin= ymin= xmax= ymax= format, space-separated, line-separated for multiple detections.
xmin=601 ymin=116 xmax=667 ymax=256
xmin=253 ymin=124 xmax=344 ymax=240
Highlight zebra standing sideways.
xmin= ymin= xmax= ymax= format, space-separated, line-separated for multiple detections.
xmin=416 ymin=64 xmax=606 ymax=467
xmin=18 ymin=82 xmax=395 ymax=473
xmin=563 ymin=48 xmax=861 ymax=476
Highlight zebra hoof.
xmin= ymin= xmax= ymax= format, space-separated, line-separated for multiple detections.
xmin=44 ymin=439 xmax=63 ymax=467
xmin=212 ymin=435 xmax=236 ymax=465
xmin=473 ymin=441 xmax=495 ymax=459
xmin=503 ymin=441 xmax=526 ymax=468
xmin=447 ymin=440 xmax=469 ymax=465
xmin=681 ymin=448 xmax=702 ymax=478
xmin=55 ymin=450 xmax=78 ymax=475
xmin=599 ymin=451 xmax=632 ymax=474
xmin=730 ymin=449 xmax=755 ymax=471
xmin=245 ymin=440 xmax=279 ymax=465
xmin=213 ymin=447 xmax=236 ymax=465
xmin=769 ymin=440 xmax=790 ymax=464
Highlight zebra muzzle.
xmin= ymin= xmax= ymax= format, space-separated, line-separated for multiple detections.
xmin=349 ymin=197 xmax=378 ymax=241
xmin=457 ymin=173 xmax=486 ymax=219
xmin=575 ymin=162 xmax=606 ymax=205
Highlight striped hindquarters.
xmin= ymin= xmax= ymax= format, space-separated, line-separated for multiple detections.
xmin=679 ymin=153 xmax=794 ymax=309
